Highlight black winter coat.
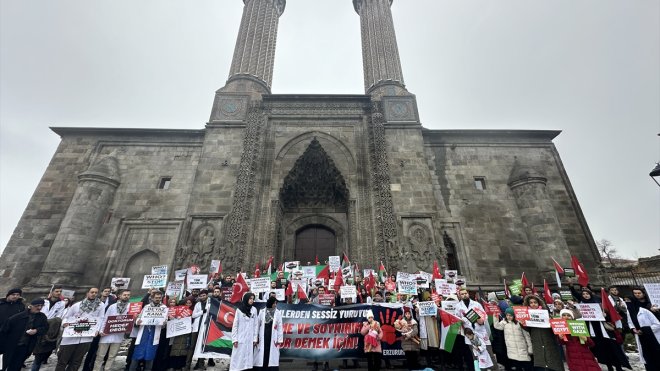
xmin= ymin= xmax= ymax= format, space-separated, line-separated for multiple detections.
xmin=0 ymin=298 xmax=26 ymax=328
xmin=0 ymin=309 xmax=48 ymax=365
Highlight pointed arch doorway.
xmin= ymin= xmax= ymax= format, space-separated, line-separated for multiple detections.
xmin=295 ymin=225 xmax=336 ymax=264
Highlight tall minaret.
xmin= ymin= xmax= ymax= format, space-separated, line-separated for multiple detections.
xmin=353 ymin=0 xmax=407 ymax=96
xmin=211 ymin=0 xmax=285 ymax=121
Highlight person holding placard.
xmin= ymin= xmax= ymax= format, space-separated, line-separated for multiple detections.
xmin=93 ymin=289 xmax=131 ymax=371
xmin=190 ymin=289 xmax=210 ymax=370
xmin=56 ymin=287 xmax=105 ymax=371
xmin=230 ymin=293 xmax=258 ymax=371
xmin=557 ymin=309 xmax=600 ymax=371
xmin=630 ymin=287 xmax=660 ymax=319
xmin=129 ymin=291 xmax=167 ymax=371
xmin=394 ymin=307 xmax=420 ymax=370
xmin=626 ymin=290 xmax=660 ymax=370
xmin=455 ymin=289 xmax=486 ymax=369
xmin=577 ymin=288 xmax=630 ymax=371
xmin=522 ymin=295 xmax=564 ymax=371
xmin=360 ymin=310 xmax=383 ymax=371
xmin=254 ymin=297 xmax=284 ymax=371
xmin=167 ymin=298 xmax=194 ymax=371
xmin=494 ymin=308 xmax=533 ymax=371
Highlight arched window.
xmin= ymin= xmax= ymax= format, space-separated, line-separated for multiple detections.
xmin=295 ymin=225 xmax=336 ymax=264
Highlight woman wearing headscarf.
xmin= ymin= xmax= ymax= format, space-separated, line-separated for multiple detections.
xmin=626 ymin=290 xmax=660 ymax=370
xmin=556 ymin=309 xmax=600 ymax=371
xmin=168 ymin=297 xmax=196 ymax=371
xmin=578 ymin=288 xmax=631 ymax=371
xmin=394 ymin=306 xmax=420 ymax=370
xmin=254 ymin=297 xmax=284 ymax=371
xmin=230 ymin=292 xmax=258 ymax=371
xmin=522 ymin=294 xmax=564 ymax=371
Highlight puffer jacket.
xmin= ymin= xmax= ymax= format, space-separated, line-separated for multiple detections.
xmin=494 ymin=319 xmax=532 ymax=361
xmin=559 ymin=335 xmax=600 ymax=371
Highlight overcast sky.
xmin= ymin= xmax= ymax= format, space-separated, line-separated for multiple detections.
xmin=1 ymin=0 xmax=659 ymax=260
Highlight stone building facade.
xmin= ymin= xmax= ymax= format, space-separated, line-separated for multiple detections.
xmin=1 ymin=0 xmax=601 ymax=295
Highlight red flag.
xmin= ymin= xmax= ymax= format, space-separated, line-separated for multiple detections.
xmin=217 ymin=261 xmax=223 ymax=275
xmin=285 ymin=281 xmax=293 ymax=297
xmin=571 ymin=256 xmax=589 ymax=287
xmin=254 ymin=263 xmax=260 ymax=278
xmin=543 ymin=279 xmax=553 ymax=304
xmin=521 ymin=272 xmax=530 ymax=289
xmin=296 ymin=284 xmax=308 ymax=301
xmin=601 ymin=288 xmax=622 ymax=323
xmin=433 ymin=261 xmax=443 ymax=279
xmin=552 ymin=258 xmax=564 ymax=288
xmin=230 ymin=273 xmax=249 ymax=303
xmin=277 ymin=262 xmax=283 ymax=273
xmin=317 ymin=265 xmax=330 ymax=282
xmin=315 ymin=256 xmax=320 ymax=265
xmin=364 ymin=271 xmax=376 ymax=293
xmin=334 ymin=266 xmax=344 ymax=289
xmin=532 ymin=283 xmax=538 ymax=295
xmin=265 ymin=256 xmax=274 ymax=276
xmin=216 ymin=301 xmax=236 ymax=328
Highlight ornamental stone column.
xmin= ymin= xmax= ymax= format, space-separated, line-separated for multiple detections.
xmin=508 ymin=160 xmax=571 ymax=281
xmin=34 ymin=156 xmax=120 ymax=288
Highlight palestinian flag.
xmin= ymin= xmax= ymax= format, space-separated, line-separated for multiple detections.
xmin=202 ymin=298 xmax=235 ymax=356
xmin=551 ymin=257 xmax=564 ymax=288
xmin=378 ymin=262 xmax=387 ymax=283
xmin=439 ymin=309 xmax=462 ymax=353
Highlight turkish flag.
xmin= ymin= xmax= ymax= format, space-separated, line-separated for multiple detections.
xmin=543 ymin=279 xmax=553 ymax=304
xmin=297 ymin=284 xmax=308 ymax=301
xmin=433 ymin=261 xmax=443 ymax=279
xmin=285 ymin=281 xmax=293 ymax=297
xmin=601 ymin=288 xmax=623 ymax=323
xmin=230 ymin=273 xmax=249 ymax=303
xmin=521 ymin=272 xmax=530 ymax=289
xmin=571 ymin=256 xmax=589 ymax=287
xmin=216 ymin=301 xmax=236 ymax=329
xmin=334 ymin=266 xmax=344 ymax=289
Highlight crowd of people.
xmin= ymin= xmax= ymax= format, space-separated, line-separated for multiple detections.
xmin=0 ymin=270 xmax=659 ymax=371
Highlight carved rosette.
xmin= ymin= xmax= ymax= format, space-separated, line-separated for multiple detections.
xmin=368 ymin=104 xmax=400 ymax=270
xmin=406 ymin=223 xmax=433 ymax=272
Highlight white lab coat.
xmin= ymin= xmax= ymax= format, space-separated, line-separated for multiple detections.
xmin=229 ymin=306 xmax=258 ymax=371
xmin=98 ymin=302 xmax=130 ymax=344
xmin=134 ymin=303 xmax=168 ymax=346
xmin=455 ymin=299 xmax=485 ymax=344
xmin=41 ymin=299 xmax=65 ymax=319
xmin=627 ymin=307 xmax=660 ymax=365
xmin=192 ymin=299 xmax=209 ymax=333
xmin=60 ymin=301 xmax=106 ymax=345
xmin=253 ymin=309 xmax=284 ymax=368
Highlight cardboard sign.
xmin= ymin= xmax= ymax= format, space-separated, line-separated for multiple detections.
xmin=575 ymin=303 xmax=605 ymax=321
xmin=127 ymin=302 xmax=143 ymax=316
xmin=249 ymin=277 xmax=271 ymax=293
xmin=567 ymin=320 xmax=589 ymax=336
xmin=301 ymin=266 xmax=317 ymax=279
xmin=418 ymin=301 xmax=437 ymax=317
xmin=509 ymin=279 xmax=522 ymax=296
xmin=271 ymin=289 xmax=285 ymax=301
xmin=340 ymin=285 xmax=357 ymax=299
xmin=111 ymin=278 xmax=131 ymax=291
xmin=103 ymin=315 xmax=134 ymax=334
xmin=495 ymin=291 xmax=506 ymax=300
xmin=61 ymin=290 xmax=75 ymax=299
xmin=559 ymin=290 xmax=574 ymax=301
xmin=550 ymin=318 xmax=571 ymax=336
xmin=140 ymin=306 xmax=167 ymax=326
xmin=166 ymin=317 xmax=192 ymax=338
xmin=62 ymin=318 xmax=99 ymax=338
xmin=186 ymin=274 xmax=208 ymax=289
xmin=284 ymin=261 xmax=300 ymax=273
xmin=454 ymin=275 xmax=467 ymax=287
xmin=222 ymin=287 xmax=233 ymax=302
xmin=328 ymin=256 xmax=340 ymax=272
xmin=209 ymin=260 xmax=221 ymax=275
xmin=290 ymin=269 xmax=305 ymax=281
xmin=485 ymin=303 xmax=500 ymax=316
xmin=318 ymin=293 xmax=335 ymax=306
xmin=142 ymin=274 xmax=167 ymax=289
xmin=464 ymin=309 xmax=481 ymax=323
xmin=174 ymin=269 xmax=187 ymax=281
xmin=151 ymin=265 xmax=168 ymax=275
xmin=166 ymin=282 xmax=184 ymax=298
xmin=644 ymin=283 xmax=660 ymax=306
xmin=526 ymin=309 xmax=551 ymax=328
xmin=441 ymin=301 xmax=458 ymax=316
xmin=168 ymin=305 xmax=192 ymax=318
xmin=445 ymin=270 xmax=458 ymax=282
xmin=513 ymin=306 xmax=530 ymax=325
xmin=415 ymin=272 xmax=433 ymax=288
xmin=397 ymin=279 xmax=417 ymax=295
xmin=563 ymin=268 xmax=576 ymax=278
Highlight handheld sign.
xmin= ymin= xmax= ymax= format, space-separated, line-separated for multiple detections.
xmin=418 ymin=302 xmax=437 ymax=317
xmin=271 ymin=289 xmax=285 ymax=301
xmin=63 ymin=318 xmax=99 ymax=338
xmin=575 ymin=304 xmax=605 ymax=321
xmin=340 ymin=285 xmax=357 ymax=300
xmin=151 ymin=265 xmax=168 ymax=275
xmin=550 ymin=319 xmax=570 ymax=336
xmin=328 ymin=256 xmax=340 ymax=272
xmin=526 ymin=309 xmax=551 ymax=328
xmin=464 ymin=309 xmax=481 ymax=323
xmin=166 ymin=282 xmax=184 ymax=298
xmin=644 ymin=283 xmax=660 ymax=306
xmin=318 ymin=293 xmax=335 ymax=306
xmin=249 ymin=277 xmax=271 ymax=294
xmin=559 ymin=290 xmax=574 ymax=301
xmin=174 ymin=269 xmax=187 ymax=281
xmin=441 ymin=301 xmax=458 ymax=316
xmin=567 ymin=320 xmax=590 ymax=337
xmin=186 ymin=274 xmax=208 ymax=289
xmin=397 ymin=279 xmax=417 ymax=296
xmin=142 ymin=274 xmax=167 ymax=289
xmin=166 ymin=317 xmax=192 ymax=338
xmin=103 ymin=315 xmax=134 ymax=334
xmin=111 ymin=278 xmax=130 ymax=291
xmin=140 ymin=306 xmax=167 ymax=326
xmin=127 ymin=302 xmax=143 ymax=316
xmin=513 ymin=306 xmax=530 ymax=325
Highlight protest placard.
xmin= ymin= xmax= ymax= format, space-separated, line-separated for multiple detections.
xmin=340 ymin=285 xmax=357 ymax=299
xmin=168 ymin=305 xmax=192 ymax=318
xmin=188 ymin=265 xmax=201 ymax=275
xmin=513 ymin=306 xmax=530 ymax=325
xmin=445 ymin=270 xmax=458 ymax=282
xmin=140 ymin=306 xmax=167 ymax=326
xmin=174 ymin=269 xmax=187 ymax=281
xmin=166 ymin=282 xmax=184 ymax=298
xmin=209 ymin=260 xmax=221 ymax=275
xmin=567 ymin=320 xmax=589 ymax=337
xmin=575 ymin=303 xmax=605 ymax=321
xmin=464 ymin=309 xmax=481 ymax=323
xmin=441 ymin=301 xmax=458 ymax=315
xmin=151 ymin=265 xmax=168 ymax=275
xmin=454 ymin=276 xmax=467 ymax=287
xmin=397 ymin=279 xmax=417 ymax=295
xmin=644 ymin=283 xmax=660 ymax=306
xmin=111 ymin=278 xmax=130 ymax=291
xmin=509 ymin=279 xmax=522 ymax=296
xmin=103 ymin=315 xmax=134 ymax=334
xmin=396 ymin=272 xmax=416 ymax=282
xmin=142 ymin=274 xmax=167 ymax=289
xmin=128 ymin=302 xmax=143 ymax=316
xmin=559 ymin=290 xmax=573 ymax=301
xmin=328 ymin=256 xmax=340 ymax=272
xmin=284 ymin=261 xmax=300 ymax=273
xmin=363 ymin=269 xmax=375 ymax=278
xmin=290 ymin=279 xmax=308 ymax=294
xmin=495 ymin=291 xmax=506 ymax=300
xmin=301 ymin=266 xmax=317 ymax=279
xmin=61 ymin=289 xmax=75 ymax=299
xmin=318 ymin=293 xmax=335 ymax=306
xmin=417 ymin=301 xmax=437 ymax=317
xmin=484 ymin=303 xmax=500 ymax=316
xmin=186 ymin=274 xmax=208 ymax=289
xmin=62 ymin=318 xmax=99 ymax=338
xmin=290 ymin=269 xmax=305 ymax=281
xmin=166 ymin=317 xmax=192 ymax=338
xmin=563 ymin=268 xmax=576 ymax=278
xmin=249 ymin=277 xmax=271 ymax=294
xmin=474 ymin=307 xmax=488 ymax=320
xmin=526 ymin=309 xmax=550 ymax=328
xmin=415 ymin=272 xmax=433 ymax=288
xmin=271 ymin=289 xmax=285 ymax=301
xmin=550 ymin=318 xmax=571 ymax=336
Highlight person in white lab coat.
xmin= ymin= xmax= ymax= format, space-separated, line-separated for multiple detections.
xmin=254 ymin=296 xmax=284 ymax=371
xmin=230 ymin=293 xmax=258 ymax=371
xmin=93 ymin=289 xmax=131 ymax=371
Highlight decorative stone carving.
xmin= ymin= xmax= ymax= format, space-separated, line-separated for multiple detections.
xmin=280 ymin=138 xmax=349 ymax=210
xmin=406 ymin=223 xmax=433 ymax=272
xmin=383 ymin=96 xmax=419 ymax=122
xmin=188 ymin=224 xmax=216 ymax=269
xmin=211 ymin=95 xmax=249 ymax=122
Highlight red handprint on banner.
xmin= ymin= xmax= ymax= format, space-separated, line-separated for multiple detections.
xmin=379 ymin=308 xmax=401 ymax=345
